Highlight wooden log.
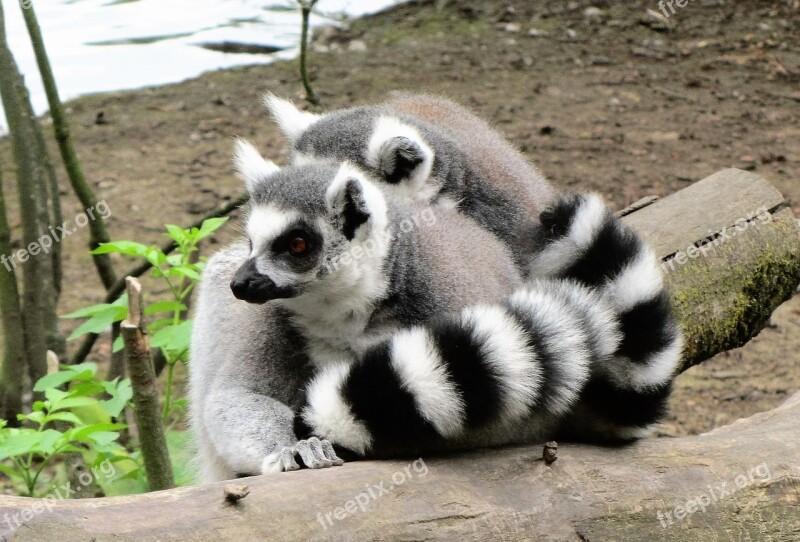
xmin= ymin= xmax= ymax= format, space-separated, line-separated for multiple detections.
xmin=621 ymin=168 xmax=800 ymax=369
xmin=1 ymin=391 xmax=798 ymax=541
xmin=0 ymin=169 xmax=798 ymax=540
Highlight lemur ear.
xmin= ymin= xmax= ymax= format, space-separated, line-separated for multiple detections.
xmin=326 ymin=165 xmax=387 ymax=242
xmin=233 ymin=138 xmax=279 ymax=193
xmin=367 ymin=116 xmax=434 ymax=187
xmin=263 ymin=93 xmax=323 ymax=142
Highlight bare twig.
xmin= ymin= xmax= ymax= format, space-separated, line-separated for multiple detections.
xmin=121 ymin=277 xmax=174 ymax=491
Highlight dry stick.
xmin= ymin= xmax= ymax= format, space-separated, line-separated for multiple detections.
xmin=298 ymin=0 xmax=320 ymax=106
xmin=121 ymin=277 xmax=174 ymax=491
xmin=21 ymin=1 xmax=117 ymax=291
xmin=0 ymin=165 xmax=26 ymax=424
xmin=68 ymin=192 xmax=249 ymax=366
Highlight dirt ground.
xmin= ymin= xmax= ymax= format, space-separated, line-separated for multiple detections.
xmin=1 ymin=0 xmax=798 ymax=437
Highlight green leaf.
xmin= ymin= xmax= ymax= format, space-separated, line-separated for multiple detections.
xmin=64 ymin=295 xmax=128 ymax=341
xmin=150 ymin=320 xmax=193 ymax=354
xmin=166 ymin=266 xmax=200 ymax=281
xmin=66 ymin=305 xmax=127 ymax=341
xmin=166 ymin=254 xmax=183 ymax=267
xmin=69 ymin=423 xmax=126 ymax=443
xmin=61 ymin=297 xmax=127 ymax=320
xmin=33 ymin=363 xmax=98 ymax=391
xmin=145 ymin=301 xmax=187 ymax=316
xmin=147 ymin=318 xmax=174 ymax=333
xmin=92 ymin=241 xmax=151 ymax=258
xmin=100 ymin=379 xmax=133 ymax=418
xmin=68 ymin=380 xmax=106 ymax=398
xmin=165 ymin=224 xmax=188 ymax=244
xmin=44 ymin=412 xmax=84 ymax=426
xmin=112 ymin=335 xmax=124 ymax=353
xmin=145 ymin=248 xmax=167 ymax=268
xmin=22 ymin=411 xmax=45 ymax=425
xmin=44 ymin=387 xmax=68 ymax=406
xmin=52 ymin=397 xmax=98 ymax=411
xmin=36 ymin=429 xmax=64 ymax=455
xmin=197 ymin=217 xmax=229 ymax=240
xmin=0 ymin=430 xmax=43 ymax=458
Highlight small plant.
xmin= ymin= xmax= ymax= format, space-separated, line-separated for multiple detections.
xmin=64 ymin=217 xmax=228 ymax=423
xmin=0 ymin=363 xmax=133 ymax=497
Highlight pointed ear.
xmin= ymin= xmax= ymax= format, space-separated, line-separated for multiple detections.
xmin=263 ymin=93 xmax=323 ymax=142
xmin=233 ymin=138 xmax=279 ymax=193
xmin=367 ymin=117 xmax=434 ymax=187
xmin=326 ymin=165 xmax=386 ymax=241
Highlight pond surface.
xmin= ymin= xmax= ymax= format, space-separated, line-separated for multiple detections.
xmin=1 ymin=0 xmax=403 ymax=131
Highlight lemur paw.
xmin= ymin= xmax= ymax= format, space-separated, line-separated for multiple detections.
xmin=261 ymin=437 xmax=344 ymax=475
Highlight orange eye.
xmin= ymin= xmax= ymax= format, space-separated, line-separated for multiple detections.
xmin=288 ymin=237 xmax=307 ymax=255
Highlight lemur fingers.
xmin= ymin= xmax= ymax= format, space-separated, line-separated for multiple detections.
xmin=260 ymin=437 xmax=343 ymax=475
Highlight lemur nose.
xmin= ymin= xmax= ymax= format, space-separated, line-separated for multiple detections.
xmin=230 ymin=259 xmax=296 ymax=304
xmin=231 ymin=259 xmax=273 ymax=304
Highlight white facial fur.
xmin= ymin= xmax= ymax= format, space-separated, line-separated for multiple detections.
xmin=263 ymin=93 xmax=323 ymax=142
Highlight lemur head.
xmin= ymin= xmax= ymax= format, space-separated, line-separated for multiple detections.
xmin=263 ymin=94 xmax=440 ymax=203
xmin=229 ymin=139 xmax=391 ymax=306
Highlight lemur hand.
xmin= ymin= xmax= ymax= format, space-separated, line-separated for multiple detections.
xmin=261 ymin=437 xmax=344 ymax=474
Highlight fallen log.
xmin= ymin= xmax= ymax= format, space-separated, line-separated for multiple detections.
xmin=1 ymin=169 xmax=798 ymax=541
xmin=622 ymin=168 xmax=800 ymax=370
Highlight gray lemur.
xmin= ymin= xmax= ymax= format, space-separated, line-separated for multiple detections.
xmin=264 ymin=94 xmax=683 ymax=442
xmin=189 ymin=141 xmax=624 ymax=480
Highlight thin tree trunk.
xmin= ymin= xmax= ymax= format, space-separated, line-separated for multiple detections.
xmin=20 ymin=1 xmax=116 ymax=292
xmin=0 ymin=2 xmax=59 ymax=386
xmin=0 ymin=164 xmax=26 ymax=424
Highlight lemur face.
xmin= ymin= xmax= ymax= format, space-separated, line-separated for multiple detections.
xmin=264 ymin=94 xmax=437 ymax=205
xmin=230 ymin=140 xmax=390 ymax=305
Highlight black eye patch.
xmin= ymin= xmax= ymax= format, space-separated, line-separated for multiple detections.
xmin=270 ymin=221 xmax=323 ymax=266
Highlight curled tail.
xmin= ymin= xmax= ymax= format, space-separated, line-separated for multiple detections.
xmin=298 ymin=279 xmax=621 ymax=456
xmin=533 ymin=193 xmax=684 ymax=440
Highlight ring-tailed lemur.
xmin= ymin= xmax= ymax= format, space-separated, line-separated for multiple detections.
xmin=264 ymin=94 xmax=683 ymax=442
xmin=189 ymin=142 xmax=624 ymax=479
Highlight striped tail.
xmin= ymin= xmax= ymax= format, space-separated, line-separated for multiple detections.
xmin=297 ymin=279 xmax=621 ymax=456
xmin=532 ymin=193 xmax=684 ymax=440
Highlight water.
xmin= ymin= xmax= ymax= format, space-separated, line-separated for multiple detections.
xmin=0 ymin=0 xmax=403 ymax=131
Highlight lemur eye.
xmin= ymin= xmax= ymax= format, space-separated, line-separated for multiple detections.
xmin=288 ymin=237 xmax=307 ymax=255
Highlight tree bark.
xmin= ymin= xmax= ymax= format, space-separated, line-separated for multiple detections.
xmin=0 ymin=163 xmax=26 ymax=424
